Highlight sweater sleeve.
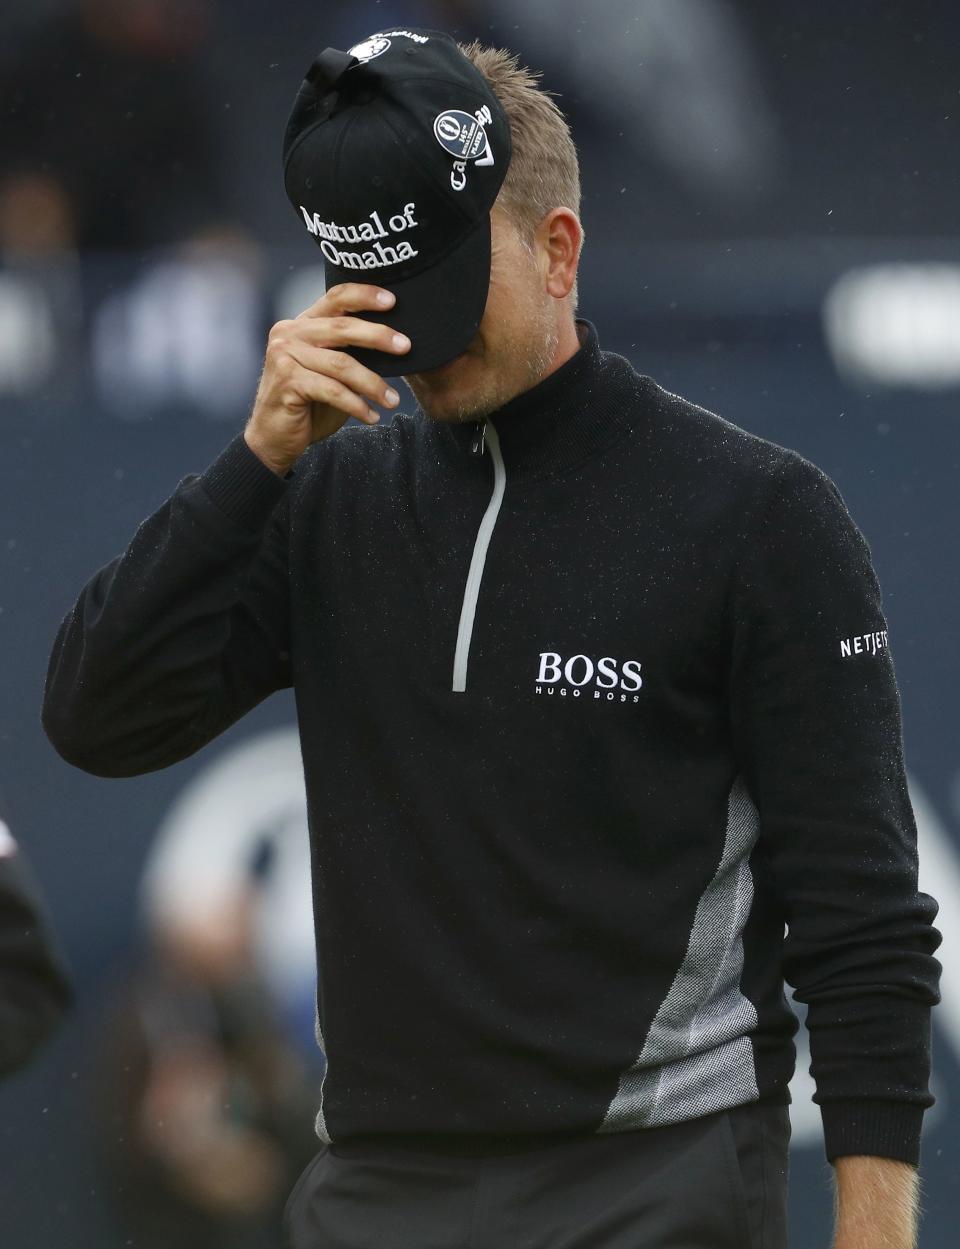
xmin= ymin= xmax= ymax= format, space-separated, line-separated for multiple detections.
xmin=728 ymin=451 xmax=942 ymax=1166
xmin=43 ymin=435 xmax=294 ymax=777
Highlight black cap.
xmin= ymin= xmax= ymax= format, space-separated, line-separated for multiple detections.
xmin=283 ymin=28 xmax=511 ymax=375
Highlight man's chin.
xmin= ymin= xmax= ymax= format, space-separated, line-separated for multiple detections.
xmin=406 ymin=348 xmax=472 ymax=383
xmin=403 ymin=387 xmax=469 ymax=423
xmin=403 ymin=352 xmax=475 ymax=419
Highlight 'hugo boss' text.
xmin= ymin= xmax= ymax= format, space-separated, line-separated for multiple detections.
xmin=535 ymin=653 xmax=643 ymax=702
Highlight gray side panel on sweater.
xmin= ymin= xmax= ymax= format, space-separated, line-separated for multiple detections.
xmin=601 ymin=776 xmax=761 ymax=1130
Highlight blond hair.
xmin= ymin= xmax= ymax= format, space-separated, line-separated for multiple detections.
xmin=459 ymin=40 xmax=582 ymax=284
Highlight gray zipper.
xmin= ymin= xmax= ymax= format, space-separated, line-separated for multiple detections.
xmin=452 ymin=419 xmax=505 ymax=692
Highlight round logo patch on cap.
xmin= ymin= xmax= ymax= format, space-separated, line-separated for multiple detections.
xmin=349 ymin=35 xmax=391 ymax=62
xmin=433 ymin=108 xmax=493 ymax=162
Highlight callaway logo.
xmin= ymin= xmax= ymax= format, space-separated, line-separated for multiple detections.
xmin=434 ymin=105 xmax=495 ymax=191
xmin=535 ymin=653 xmax=644 ymax=702
xmin=349 ymin=30 xmax=430 ymax=62
xmin=299 ymin=202 xmax=420 ymax=270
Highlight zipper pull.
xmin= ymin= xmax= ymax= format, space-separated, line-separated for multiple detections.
xmin=470 ymin=419 xmax=487 ymax=457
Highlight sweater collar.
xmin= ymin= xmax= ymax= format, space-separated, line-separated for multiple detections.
xmin=431 ymin=318 xmax=638 ymax=478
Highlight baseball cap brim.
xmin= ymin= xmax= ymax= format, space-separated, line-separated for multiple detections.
xmin=328 ymin=212 xmax=491 ymax=378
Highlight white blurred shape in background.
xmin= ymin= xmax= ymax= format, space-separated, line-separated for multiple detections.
xmin=824 ymin=263 xmax=960 ymax=389
xmin=0 ymin=272 xmax=54 ymax=392
xmin=275 ymin=265 xmax=327 ymax=323
xmin=140 ymin=726 xmax=315 ymax=1024
xmin=93 ymin=240 xmax=263 ymax=417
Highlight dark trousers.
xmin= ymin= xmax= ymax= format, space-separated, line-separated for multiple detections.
xmin=284 ymin=1100 xmax=791 ymax=1248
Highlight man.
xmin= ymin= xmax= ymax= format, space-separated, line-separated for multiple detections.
xmin=43 ymin=29 xmax=942 ymax=1249
xmin=0 ymin=807 xmax=72 ymax=1076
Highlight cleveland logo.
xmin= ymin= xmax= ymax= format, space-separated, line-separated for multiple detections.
xmin=535 ymin=652 xmax=643 ymax=702
xmin=299 ymin=202 xmax=419 ymax=270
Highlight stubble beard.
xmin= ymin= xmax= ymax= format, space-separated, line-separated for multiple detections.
xmin=405 ymin=306 xmax=560 ymax=425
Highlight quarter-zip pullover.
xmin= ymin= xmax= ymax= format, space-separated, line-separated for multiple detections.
xmin=42 ymin=318 xmax=942 ymax=1164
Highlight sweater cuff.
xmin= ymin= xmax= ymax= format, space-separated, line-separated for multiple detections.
xmin=198 ymin=434 xmax=290 ymax=530
xmin=820 ymin=1099 xmax=927 ymax=1166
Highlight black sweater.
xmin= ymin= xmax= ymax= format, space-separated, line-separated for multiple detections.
xmin=43 ymin=318 xmax=942 ymax=1163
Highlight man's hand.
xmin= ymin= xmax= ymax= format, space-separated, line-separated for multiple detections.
xmin=832 ymin=1155 xmax=921 ymax=1249
xmin=244 ymin=283 xmax=412 ymax=476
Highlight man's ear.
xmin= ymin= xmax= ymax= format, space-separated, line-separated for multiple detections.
xmin=539 ymin=208 xmax=582 ymax=300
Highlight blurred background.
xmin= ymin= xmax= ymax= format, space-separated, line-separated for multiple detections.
xmin=1 ymin=0 xmax=958 ymax=1244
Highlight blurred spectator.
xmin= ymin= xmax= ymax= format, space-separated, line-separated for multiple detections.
xmin=0 ymin=171 xmax=75 ymax=257
xmin=0 ymin=168 xmax=84 ymax=396
xmin=92 ymin=727 xmax=319 ymax=1245
xmin=0 ymin=0 xmax=225 ymax=251
xmin=99 ymin=860 xmax=318 ymax=1247
xmin=0 ymin=803 xmax=72 ymax=1077
xmin=92 ymin=225 xmax=266 ymax=417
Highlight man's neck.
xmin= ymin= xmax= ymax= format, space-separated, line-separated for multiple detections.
xmin=546 ymin=314 xmax=585 ymax=380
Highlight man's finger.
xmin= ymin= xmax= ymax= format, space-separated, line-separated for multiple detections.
xmin=297 ymin=283 xmax=396 ymax=320
xmin=286 ymin=342 xmax=400 ymax=409
xmin=289 ymin=315 xmax=411 ymax=358
xmin=289 ymin=364 xmax=380 ymax=425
